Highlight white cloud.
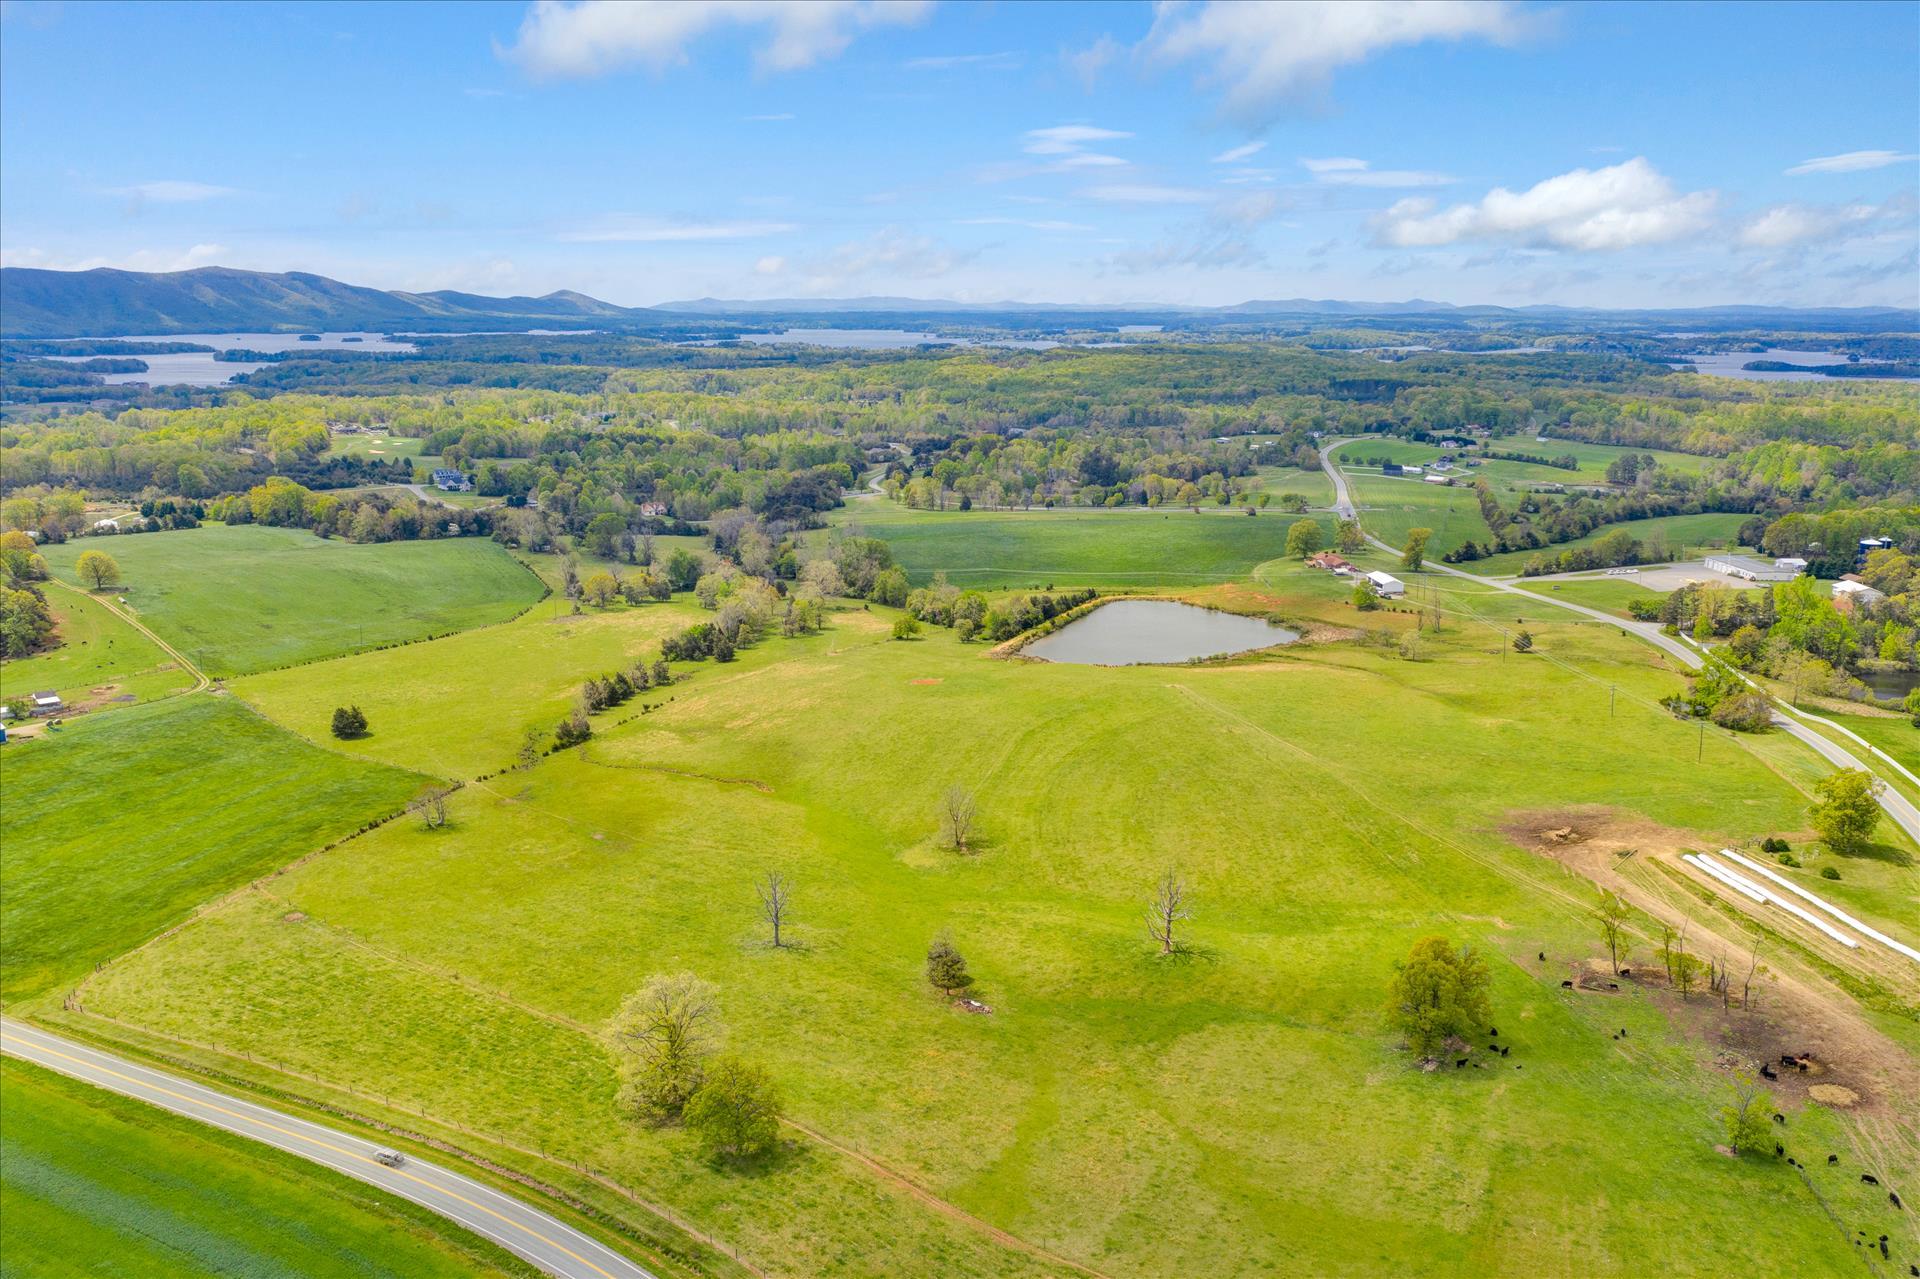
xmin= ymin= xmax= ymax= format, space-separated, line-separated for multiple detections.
xmin=1738 ymin=200 xmax=1896 ymax=248
xmin=761 ymin=227 xmax=977 ymax=293
xmin=954 ymin=216 xmax=1095 ymax=232
xmin=1212 ymin=141 xmax=1265 ymax=164
xmin=1145 ymin=0 xmax=1531 ymax=124
xmin=905 ymin=50 xmax=1021 ymax=71
xmin=1 ymin=243 xmax=230 ymax=273
xmin=109 ymin=180 xmax=241 ymax=203
xmin=744 ymin=111 xmax=794 ymax=121
xmin=1372 ymin=157 xmax=1717 ymax=251
xmin=557 ymin=216 xmax=796 ymax=243
xmin=1300 ymin=156 xmax=1453 ymax=187
xmin=1023 ymin=124 xmax=1132 ymax=156
xmin=1105 ymin=191 xmax=1286 ymax=274
xmin=1063 ymin=34 xmax=1121 ymax=91
xmin=1083 ymin=183 xmax=1214 ymax=204
xmin=505 ymin=0 xmax=931 ymax=78
xmin=1785 ymin=150 xmax=1917 ymax=177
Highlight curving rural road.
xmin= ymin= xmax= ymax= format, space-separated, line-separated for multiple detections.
xmin=0 ymin=1019 xmax=657 ymax=1279
xmin=1319 ymin=442 xmax=1920 ymax=848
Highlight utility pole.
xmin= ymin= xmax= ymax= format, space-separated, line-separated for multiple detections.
xmin=1698 ymin=720 xmax=1705 ymax=762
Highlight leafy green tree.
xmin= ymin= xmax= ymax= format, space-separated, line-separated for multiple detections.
xmin=926 ymin=937 xmax=973 ymax=996
xmin=1905 ymin=687 xmax=1920 ymax=728
xmin=891 ymin=614 xmax=920 ymax=640
xmin=871 ymin=566 xmax=910 ymax=607
xmin=1720 ymin=1070 xmax=1774 ymax=1156
xmin=1284 ymin=519 xmax=1324 ymax=559
xmin=582 ymin=571 xmax=619 ymax=608
xmin=612 ymin=973 xmax=719 ymax=1121
xmin=74 ymin=550 xmax=121 ymax=591
xmin=1809 ymin=768 xmax=1881 ymax=855
xmin=665 ymin=549 xmax=702 ymax=592
xmin=0 ymin=588 xmax=55 ymax=657
xmin=330 ymin=705 xmax=368 ymax=739
xmin=1401 ymin=528 xmax=1432 ymax=572
xmin=1336 ymin=519 xmax=1366 ymax=555
xmin=1352 ymin=580 xmax=1379 ymax=611
xmin=1512 ymin=629 xmax=1533 ymax=653
xmin=1388 ymin=936 xmax=1491 ymax=1059
xmin=682 ymin=1057 xmax=782 ymax=1159
xmin=583 ymin=512 xmax=626 ymax=559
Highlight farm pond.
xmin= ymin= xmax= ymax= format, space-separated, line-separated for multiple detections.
xmin=1024 ymin=600 xmax=1300 ymax=666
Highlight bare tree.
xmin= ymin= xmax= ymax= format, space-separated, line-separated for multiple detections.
xmin=413 ymin=788 xmax=450 ymax=830
xmin=1147 ymin=867 xmax=1192 ymax=956
xmin=756 ymin=871 xmax=792 ymax=948
xmin=1595 ymin=889 xmax=1629 ymax=974
xmin=1656 ymin=922 xmax=1677 ymax=984
xmin=1673 ymin=921 xmax=1694 ymax=1000
xmin=1741 ymin=934 xmax=1761 ymax=1010
xmin=940 ymin=785 xmax=977 ymax=853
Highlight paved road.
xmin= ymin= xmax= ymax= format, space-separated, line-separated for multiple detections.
xmin=1319 ymin=442 xmax=1920 ymax=848
xmin=0 ymin=1019 xmax=656 ymax=1279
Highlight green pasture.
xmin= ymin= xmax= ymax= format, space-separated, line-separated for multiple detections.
xmin=1345 ymin=472 xmax=1493 ymax=556
xmin=323 ymin=432 xmax=432 ymax=462
xmin=234 ymin=594 xmax=714 ymax=779
xmin=0 ymin=694 xmax=430 ymax=1002
xmin=827 ymin=504 xmax=1331 ymax=588
xmin=1464 ymin=513 xmax=1751 ymax=577
xmin=70 ymin=572 xmax=1914 ymax=1278
xmin=0 ymin=587 xmax=194 ymax=709
xmin=1334 ymin=437 xmax=1710 ymax=485
xmin=39 ymin=525 xmax=546 ymax=678
xmin=0 ymin=1058 xmax=529 ymax=1279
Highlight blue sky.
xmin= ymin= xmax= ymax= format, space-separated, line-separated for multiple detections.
xmin=2 ymin=0 xmax=1916 ymax=308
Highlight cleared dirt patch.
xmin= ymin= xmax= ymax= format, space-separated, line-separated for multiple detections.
xmin=1809 ymin=1084 xmax=1859 ymax=1108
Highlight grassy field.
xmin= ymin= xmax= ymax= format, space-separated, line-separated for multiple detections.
xmin=0 ymin=694 xmax=430 ymax=1002
xmin=0 ymin=1058 xmax=530 ymax=1278
xmin=827 ymin=504 xmax=1331 ymax=588
xmin=1250 ymin=465 xmax=1335 ymax=507
xmin=1334 ymin=437 xmax=1711 ymax=485
xmin=323 ymin=432 xmax=433 ymax=462
xmin=1517 ymin=577 xmax=1665 ymax=618
xmin=39 ymin=525 xmax=546 ymax=678
xmin=1344 ymin=471 xmax=1492 ymax=555
xmin=62 ymin=567 xmax=1917 ymax=1277
xmin=234 ymin=594 xmax=712 ymax=779
xmin=0 ymin=586 xmax=194 ymax=710
xmin=1465 ymin=513 xmax=1751 ymax=577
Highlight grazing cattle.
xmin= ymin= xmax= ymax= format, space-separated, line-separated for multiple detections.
xmin=1561 ymin=980 xmax=1574 ymax=989
xmin=1456 ymin=1058 xmax=1468 ymax=1068
xmin=1881 ymin=1240 xmax=1890 ymax=1259
xmin=1490 ymin=1027 xmax=1498 ymax=1037
xmin=1829 ymin=1154 xmax=1839 ymax=1165
xmin=1892 ymin=1192 xmax=1903 ymax=1209
xmin=1772 ymin=1113 xmax=1785 ymax=1124
xmin=1537 ymin=951 xmax=1546 ymax=962
xmin=1619 ymin=1029 xmax=1628 ymax=1038
xmin=1619 ymin=968 xmax=1631 ymax=978
xmin=1774 ymin=1143 xmax=1784 ymax=1156
xmin=1760 ymin=1064 xmax=1777 ymax=1080
xmin=1863 ymin=1173 xmax=1881 ymax=1186
xmin=1788 ymin=1158 xmax=1799 ymax=1168
xmin=1500 ymin=1046 xmax=1510 ymax=1057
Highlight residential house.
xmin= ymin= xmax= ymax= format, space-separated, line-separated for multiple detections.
xmin=430 ymin=468 xmax=472 ymax=492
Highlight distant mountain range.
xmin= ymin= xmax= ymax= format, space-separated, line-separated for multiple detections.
xmin=2 ymin=265 xmax=1913 ymax=338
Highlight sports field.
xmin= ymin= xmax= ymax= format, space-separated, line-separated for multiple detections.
xmin=0 ymin=1058 xmax=530 ymax=1278
xmin=39 ymin=525 xmax=546 ymax=677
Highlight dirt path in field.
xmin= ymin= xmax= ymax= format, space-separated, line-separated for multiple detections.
xmin=47 ymin=577 xmax=211 ymax=694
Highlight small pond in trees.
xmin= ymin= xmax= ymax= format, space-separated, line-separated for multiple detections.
xmin=1025 ymin=600 xmax=1299 ymax=666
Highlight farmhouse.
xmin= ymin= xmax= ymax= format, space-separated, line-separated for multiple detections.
xmin=1704 ymin=554 xmax=1800 ymax=583
xmin=1366 ymin=570 xmax=1406 ymax=598
xmin=431 ymin=468 xmax=472 ymax=492
xmin=1306 ymin=551 xmax=1354 ymax=573
xmin=639 ymin=501 xmax=669 ymax=518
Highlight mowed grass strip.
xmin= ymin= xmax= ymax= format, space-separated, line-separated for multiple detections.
xmin=0 ymin=695 xmax=430 ymax=1002
xmin=829 ymin=504 xmax=1332 ymax=588
xmin=80 ymin=593 xmax=1897 ymax=1276
xmin=0 ymin=1058 xmax=532 ymax=1279
xmin=40 ymin=525 xmax=546 ymax=678
xmin=0 ymin=586 xmax=194 ymax=709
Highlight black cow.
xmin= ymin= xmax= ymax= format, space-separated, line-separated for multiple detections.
xmin=1607 ymin=982 xmax=1619 ymax=990
xmin=1619 ymin=1029 xmax=1628 ymax=1038
xmin=1760 ymin=1064 xmax=1777 ymax=1080
xmin=1772 ymin=1113 xmax=1785 ymax=1124
xmin=1561 ymin=980 xmax=1574 ymax=989
xmin=1619 ymin=968 xmax=1631 ymax=978
xmin=1490 ymin=1027 xmax=1499 ymax=1037
xmin=1500 ymin=1046 xmax=1510 ymax=1057
xmin=1456 ymin=1058 xmax=1468 ymax=1068
xmin=1863 ymin=1173 xmax=1881 ymax=1186
xmin=1774 ymin=1143 xmax=1784 ymax=1156
xmin=1537 ymin=951 xmax=1546 ymax=962
xmin=1892 ymin=1192 xmax=1903 ymax=1210
xmin=1829 ymin=1154 xmax=1839 ymax=1165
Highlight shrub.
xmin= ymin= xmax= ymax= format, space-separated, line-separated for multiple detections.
xmin=891 ymin=615 xmax=920 ymax=640
xmin=682 ymin=1057 xmax=782 ymax=1160
xmin=329 ymin=705 xmax=368 ymax=739
xmin=926 ymin=937 xmax=973 ymax=997
xmin=1820 ymin=866 xmax=1841 ymax=881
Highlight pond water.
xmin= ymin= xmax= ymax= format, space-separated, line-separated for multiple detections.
xmin=1669 ymin=348 xmax=1918 ymax=382
xmin=1024 ymin=600 xmax=1300 ymax=666
xmin=1857 ymin=666 xmax=1920 ymax=704
xmin=44 ymin=331 xmax=417 ymax=386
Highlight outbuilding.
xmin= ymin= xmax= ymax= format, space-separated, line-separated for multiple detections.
xmin=1366 ymin=571 xmax=1406 ymax=598
xmin=1704 ymin=554 xmax=1800 ymax=583
xmin=1422 ymin=473 xmax=1453 ymax=486
xmin=30 ymin=691 xmax=62 ymax=715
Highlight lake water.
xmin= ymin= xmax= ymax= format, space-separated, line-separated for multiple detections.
xmin=44 ymin=331 xmax=417 ymax=386
xmin=1669 ymin=348 xmax=1917 ymax=382
xmin=1024 ymin=600 xmax=1300 ymax=666
xmin=736 ymin=328 xmax=1059 ymax=351
xmin=1857 ymin=667 xmax=1920 ymax=704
